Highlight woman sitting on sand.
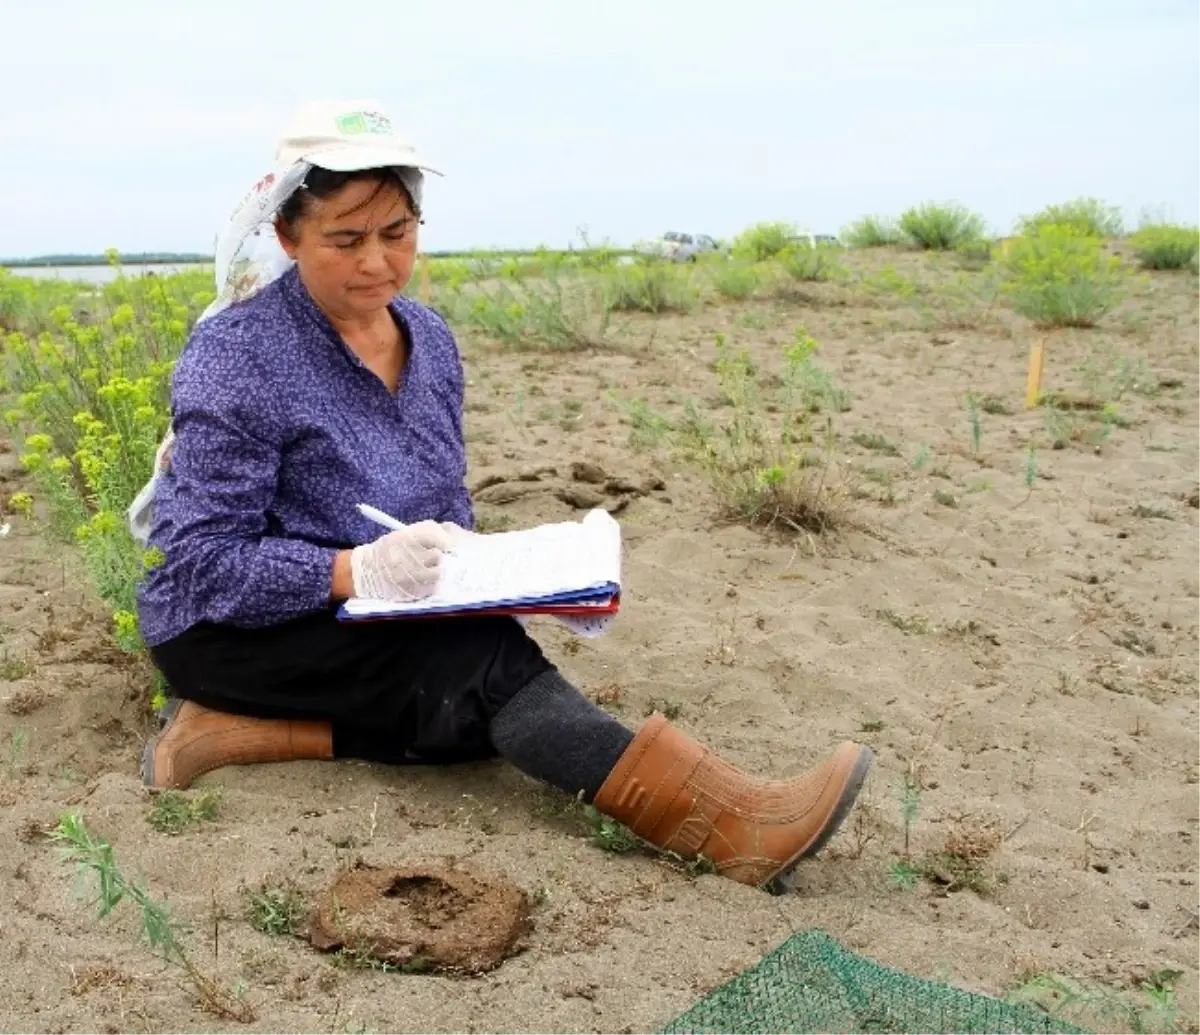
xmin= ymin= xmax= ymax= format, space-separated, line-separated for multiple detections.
xmin=133 ymin=99 xmax=872 ymax=893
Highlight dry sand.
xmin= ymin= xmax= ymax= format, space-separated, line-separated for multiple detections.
xmin=0 ymin=251 xmax=1196 ymax=1034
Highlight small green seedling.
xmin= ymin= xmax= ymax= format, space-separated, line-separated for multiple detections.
xmin=888 ymin=858 xmax=922 ymax=890
xmin=246 ymin=884 xmax=306 ymax=937
xmin=49 ymin=811 xmax=252 ymax=1021
xmin=1022 ymin=443 xmax=1038 ymax=493
xmin=888 ymin=768 xmax=924 ymax=891
xmin=964 ymin=393 xmax=983 ymax=453
xmin=9 ymin=728 xmax=28 ymax=776
xmin=582 ymin=804 xmax=640 ymax=854
xmin=645 ymin=698 xmax=683 ymax=720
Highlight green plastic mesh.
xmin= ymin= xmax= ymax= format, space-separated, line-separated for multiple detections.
xmin=658 ymin=930 xmax=1087 ymax=1035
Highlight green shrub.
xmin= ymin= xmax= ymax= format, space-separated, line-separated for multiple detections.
xmin=997 ymin=223 xmax=1127 ymax=327
xmin=1129 ymin=224 xmax=1199 ymax=270
xmin=708 ymin=260 xmax=765 ymax=300
xmin=778 ymin=243 xmax=842 ymax=282
xmin=899 ymin=203 xmax=986 ymax=250
xmin=443 ymin=277 xmax=610 ymax=350
xmin=602 ymin=261 xmax=698 ymax=313
xmin=841 ymin=216 xmax=902 ymax=248
xmin=954 ymin=236 xmax=994 ymax=267
xmin=1018 ymin=197 xmax=1123 ymax=238
xmin=731 ymin=222 xmax=797 ymax=261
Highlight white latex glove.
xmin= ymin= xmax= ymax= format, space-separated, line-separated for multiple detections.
xmin=438 ymin=521 xmax=473 ymax=547
xmin=350 ymin=520 xmax=453 ymax=601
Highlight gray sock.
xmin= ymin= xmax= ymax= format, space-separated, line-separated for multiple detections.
xmin=489 ymin=669 xmax=634 ymax=802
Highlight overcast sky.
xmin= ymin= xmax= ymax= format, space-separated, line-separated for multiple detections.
xmin=3 ymin=0 xmax=1196 ymax=257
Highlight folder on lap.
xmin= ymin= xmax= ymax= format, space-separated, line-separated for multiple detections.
xmin=337 ymin=508 xmax=622 ymax=622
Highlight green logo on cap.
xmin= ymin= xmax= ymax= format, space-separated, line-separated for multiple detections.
xmin=335 ymin=110 xmax=392 ymax=136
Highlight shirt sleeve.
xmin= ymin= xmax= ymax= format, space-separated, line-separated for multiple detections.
xmin=436 ymin=318 xmax=475 ymax=531
xmin=157 ymin=337 xmax=339 ymax=628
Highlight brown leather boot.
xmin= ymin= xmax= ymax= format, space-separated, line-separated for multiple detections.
xmin=141 ymin=699 xmax=334 ymax=790
xmin=592 ymin=713 xmax=872 ymax=892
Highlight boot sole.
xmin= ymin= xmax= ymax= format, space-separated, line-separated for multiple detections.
xmin=763 ymin=744 xmax=874 ymax=896
xmin=140 ymin=697 xmax=183 ymax=788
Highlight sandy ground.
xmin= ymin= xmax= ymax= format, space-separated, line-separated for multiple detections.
xmin=0 ymin=251 xmax=1197 ymax=1034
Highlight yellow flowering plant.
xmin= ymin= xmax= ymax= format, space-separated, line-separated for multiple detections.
xmin=0 ymin=266 xmax=205 ymax=661
xmin=996 ymin=223 xmax=1130 ymax=328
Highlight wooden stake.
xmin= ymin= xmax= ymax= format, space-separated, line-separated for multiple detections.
xmin=1025 ymin=338 xmax=1046 ymax=408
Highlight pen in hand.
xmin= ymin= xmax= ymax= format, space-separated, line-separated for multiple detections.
xmin=356 ymin=503 xmax=406 ymax=532
xmin=356 ymin=503 xmax=464 ymax=555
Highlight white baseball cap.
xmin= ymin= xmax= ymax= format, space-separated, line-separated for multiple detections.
xmin=275 ymin=100 xmax=441 ymax=176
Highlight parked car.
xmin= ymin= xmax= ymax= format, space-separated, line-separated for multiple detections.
xmin=631 ymin=231 xmax=724 ymax=262
xmin=790 ymin=232 xmax=843 ymax=249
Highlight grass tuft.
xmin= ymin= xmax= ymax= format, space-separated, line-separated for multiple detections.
xmin=676 ymin=329 xmax=852 ymax=536
xmin=147 ymin=788 xmax=221 ymax=835
xmin=245 ymin=883 xmax=307 ymax=937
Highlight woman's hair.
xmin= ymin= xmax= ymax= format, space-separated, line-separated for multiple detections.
xmin=277 ymin=166 xmax=420 ymax=238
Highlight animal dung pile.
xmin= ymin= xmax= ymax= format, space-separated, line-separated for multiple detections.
xmin=307 ymin=862 xmax=531 ymax=975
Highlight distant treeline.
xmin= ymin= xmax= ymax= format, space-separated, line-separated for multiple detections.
xmin=2 ymin=246 xmax=633 ymax=268
xmin=2 ymin=252 xmax=213 ymax=268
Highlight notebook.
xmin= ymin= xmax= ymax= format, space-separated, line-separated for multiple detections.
xmin=338 ymin=508 xmax=622 ymax=621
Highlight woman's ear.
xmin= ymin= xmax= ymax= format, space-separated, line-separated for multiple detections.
xmin=274 ymin=217 xmax=299 ymax=259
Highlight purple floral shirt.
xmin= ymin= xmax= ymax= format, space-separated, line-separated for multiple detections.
xmin=136 ymin=266 xmax=473 ymax=647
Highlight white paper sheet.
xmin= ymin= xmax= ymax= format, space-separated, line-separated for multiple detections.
xmin=343 ymin=508 xmax=621 ymax=618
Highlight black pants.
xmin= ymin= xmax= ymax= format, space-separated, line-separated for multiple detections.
xmin=149 ymin=607 xmax=554 ymax=766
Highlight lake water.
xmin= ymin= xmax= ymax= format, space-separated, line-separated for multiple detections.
xmin=5 ymin=263 xmax=211 ymax=285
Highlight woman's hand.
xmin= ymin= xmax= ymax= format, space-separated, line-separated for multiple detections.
xmin=349 ymin=520 xmax=453 ymax=601
xmin=438 ymin=521 xmax=473 ymax=545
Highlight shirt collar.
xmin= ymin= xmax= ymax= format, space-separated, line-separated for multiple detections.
xmin=280 ymin=265 xmax=415 ymax=381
